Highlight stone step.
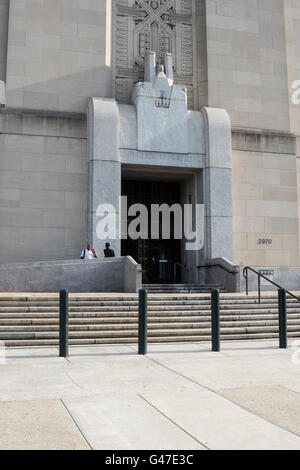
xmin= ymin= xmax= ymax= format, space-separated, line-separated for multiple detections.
xmin=0 ymin=323 xmax=300 ymax=340
xmin=1 ymin=292 xmax=299 ymax=347
xmin=1 ymin=313 xmax=300 ymax=325
xmin=1 ymin=306 xmax=300 ymax=318
xmin=0 ymin=294 xmax=298 ymax=307
xmin=1 ymin=318 xmax=300 ymax=333
xmin=2 ymin=308 xmax=300 ymax=320
xmin=0 ymin=295 xmax=299 ymax=305
xmin=1 ymin=302 xmax=300 ymax=313
xmin=144 ymin=289 xmax=227 ymax=293
xmin=4 ymin=331 xmax=300 ymax=347
xmin=1 ymin=324 xmax=300 ymax=342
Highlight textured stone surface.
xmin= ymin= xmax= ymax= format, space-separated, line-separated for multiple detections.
xmin=132 ymin=53 xmax=189 ymax=154
xmin=1 ymin=341 xmax=300 ymax=450
xmin=0 ymin=80 xmax=5 ymax=106
xmin=233 ymin=149 xmax=299 ymax=267
xmin=65 ymin=395 xmax=203 ymax=450
xmin=113 ymin=1 xmax=194 ymax=108
xmin=87 ymin=98 xmax=121 ymax=256
xmin=0 ymin=0 xmax=8 ymax=83
xmin=0 ymin=0 xmax=300 ymax=276
xmin=220 ymin=386 xmax=300 ymax=438
xmin=0 ymin=130 xmax=87 ymax=264
xmin=205 ymin=0 xmax=290 ymax=132
xmin=5 ymin=0 xmax=110 ymax=113
xmin=240 ymin=266 xmax=300 ymax=292
xmin=0 ymin=400 xmax=89 ymax=450
xmin=0 ymin=257 xmax=142 ymax=293
xmin=202 ymin=107 xmax=233 ymax=261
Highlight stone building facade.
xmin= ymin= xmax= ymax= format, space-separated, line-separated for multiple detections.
xmin=0 ymin=0 xmax=300 ymax=287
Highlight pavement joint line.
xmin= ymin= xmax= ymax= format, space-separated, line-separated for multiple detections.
xmin=281 ymin=385 xmax=300 ymax=398
xmin=143 ymin=353 xmax=300 ymax=442
xmin=137 ymin=394 xmax=209 ymax=450
xmin=62 ymin=364 xmax=87 ymax=392
xmin=215 ymin=385 xmax=300 ymax=440
xmin=60 ymin=398 xmax=93 ymax=450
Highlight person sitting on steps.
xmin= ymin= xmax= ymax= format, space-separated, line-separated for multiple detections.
xmin=81 ymin=244 xmax=98 ymax=260
xmin=104 ymin=243 xmax=115 ymax=258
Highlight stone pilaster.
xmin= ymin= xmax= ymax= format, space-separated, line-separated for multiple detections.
xmin=87 ymin=98 xmax=121 ymax=256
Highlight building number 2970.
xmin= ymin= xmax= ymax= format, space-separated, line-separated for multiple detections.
xmin=258 ymin=239 xmax=273 ymax=245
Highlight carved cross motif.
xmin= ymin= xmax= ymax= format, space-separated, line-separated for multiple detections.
xmin=114 ymin=0 xmax=194 ymax=107
xmin=135 ymin=0 xmax=174 ymax=31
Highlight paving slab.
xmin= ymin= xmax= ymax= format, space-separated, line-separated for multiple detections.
xmin=1 ymin=340 xmax=300 ymax=449
xmin=219 ymin=385 xmax=300 ymax=438
xmin=4 ymin=347 xmax=60 ymax=365
xmin=139 ymin=389 xmax=300 ymax=450
xmin=64 ymin=355 xmax=199 ymax=396
xmin=0 ymin=400 xmax=89 ymax=450
xmin=0 ymin=362 xmax=82 ymax=401
xmin=64 ymin=393 xmax=205 ymax=450
xmin=146 ymin=349 xmax=300 ymax=390
xmin=217 ymin=340 xmax=288 ymax=357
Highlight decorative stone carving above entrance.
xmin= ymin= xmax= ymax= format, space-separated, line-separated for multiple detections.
xmin=113 ymin=0 xmax=194 ymax=108
xmin=132 ymin=51 xmax=188 ymax=153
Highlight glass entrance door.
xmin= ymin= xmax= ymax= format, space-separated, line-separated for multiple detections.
xmin=121 ymin=180 xmax=181 ymax=284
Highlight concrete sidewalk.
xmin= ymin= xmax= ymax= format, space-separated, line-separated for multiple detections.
xmin=0 ymin=340 xmax=300 ymax=450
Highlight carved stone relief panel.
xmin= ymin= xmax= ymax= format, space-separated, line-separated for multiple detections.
xmin=113 ymin=0 xmax=194 ymax=108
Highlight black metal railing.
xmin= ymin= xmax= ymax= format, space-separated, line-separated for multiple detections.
xmin=198 ymin=262 xmax=236 ymax=276
xmin=243 ymin=266 xmax=300 ymax=304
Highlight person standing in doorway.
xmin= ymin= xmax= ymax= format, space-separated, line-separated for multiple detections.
xmin=81 ymin=244 xmax=98 ymax=260
xmin=104 ymin=243 xmax=115 ymax=258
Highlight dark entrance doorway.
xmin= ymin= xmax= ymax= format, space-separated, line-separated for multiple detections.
xmin=122 ymin=180 xmax=181 ymax=284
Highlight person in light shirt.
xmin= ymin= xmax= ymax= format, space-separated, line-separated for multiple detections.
xmin=81 ymin=244 xmax=98 ymax=260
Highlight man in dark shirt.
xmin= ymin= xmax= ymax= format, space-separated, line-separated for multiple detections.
xmin=104 ymin=243 xmax=115 ymax=258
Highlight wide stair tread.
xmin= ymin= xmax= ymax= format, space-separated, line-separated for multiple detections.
xmin=0 ymin=293 xmax=300 ymax=346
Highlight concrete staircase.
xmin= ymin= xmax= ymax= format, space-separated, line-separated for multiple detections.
xmin=143 ymin=284 xmax=226 ymax=294
xmin=0 ymin=293 xmax=300 ymax=347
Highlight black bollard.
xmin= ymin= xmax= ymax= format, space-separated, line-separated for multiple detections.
xmin=139 ymin=289 xmax=148 ymax=355
xmin=278 ymin=288 xmax=287 ymax=349
xmin=59 ymin=290 xmax=69 ymax=358
xmin=211 ymin=289 xmax=220 ymax=352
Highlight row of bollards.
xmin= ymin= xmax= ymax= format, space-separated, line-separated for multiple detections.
xmin=210 ymin=288 xmax=288 ymax=352
xmin=58 ymin=288 xmax=288 ymax=358
xmin=58 ymin=289 xmax=149 ymax=358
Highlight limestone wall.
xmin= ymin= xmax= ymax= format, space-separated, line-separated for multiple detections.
xmin=205 ymin=0 xmax=290 ymax=132
xmin=0 ymin=0 xmax=9 ymax=82
xmin=284 ymin=0 xmax=300 ymax=257
xmin=1 ymin=0 xmax=300 ymax=273
xmin=232 ymin=146 xmax=299 ymax=268
xmin=0 ymin=112 xmax=87 ymax=263
xmin=5 ymin=0 xmax=111 ymax=112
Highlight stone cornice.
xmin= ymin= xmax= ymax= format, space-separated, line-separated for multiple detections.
xmin=232 ymin=127 xmax=296 ymax=155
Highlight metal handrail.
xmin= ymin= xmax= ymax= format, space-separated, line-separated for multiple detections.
xmin=243 ymin=266 xmax=300 ymax=304
xmin=197 ymin=263 xmax=236 ymax=276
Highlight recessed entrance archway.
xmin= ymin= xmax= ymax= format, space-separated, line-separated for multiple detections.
xmin=121 ymin=179 xmax=182 ymax=284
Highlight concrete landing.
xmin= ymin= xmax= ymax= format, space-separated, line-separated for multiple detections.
xmin=1 ymin=340 xmax=300 ymax=450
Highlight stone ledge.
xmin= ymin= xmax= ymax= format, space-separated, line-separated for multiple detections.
xmin=232 ymin=127 xmax=296 ymax=155
xmin=0 ymin=107 xmax=87 ymax=139
xmin=0 ymin=257 xmax=142 ymax=293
